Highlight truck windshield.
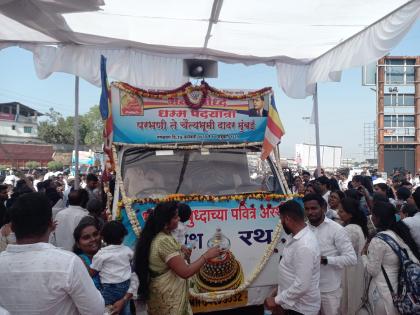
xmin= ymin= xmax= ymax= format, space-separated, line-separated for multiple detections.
xmin=122 ymin=147 xmax=282 ymax=198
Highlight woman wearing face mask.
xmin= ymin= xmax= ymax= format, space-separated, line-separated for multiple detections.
xmin=361 ymin=202 xmax=420 ymax=315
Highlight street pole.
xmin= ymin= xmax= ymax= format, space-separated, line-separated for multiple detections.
xmin=313 ymin=84 xmax=322 ymax=177
xmin=74 ymin=76 xmax=80 ymax=189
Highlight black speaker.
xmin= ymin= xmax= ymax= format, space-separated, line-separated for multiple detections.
xmin=183 ymin=59 xmax=218 ymax=78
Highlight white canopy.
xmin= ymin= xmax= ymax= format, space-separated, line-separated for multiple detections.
xmin=1 ymin=0 xmax=419 ymax=98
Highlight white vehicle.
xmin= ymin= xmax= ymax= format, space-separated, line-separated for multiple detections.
xmin=108 ymin=82 xmax=293 ymax=314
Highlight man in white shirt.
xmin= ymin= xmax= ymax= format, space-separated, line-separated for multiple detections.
xmin=303 ymin=193 xmax=357 ymax=315
xmin=54 ymin=189 xmax=89 ymax=251
xmin=0 ymin=192 xmax=104 ymax=315
xmin=4 ymin=171 xmax=17 ymax=187
xmin=264 ymin=200 xmax=321 ymax=315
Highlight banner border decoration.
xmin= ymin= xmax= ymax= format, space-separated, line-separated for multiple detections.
xmin=113 ymin=81 xmax=272 ymax=109
xmin=112 ymin=144 xmax=300 ymax=302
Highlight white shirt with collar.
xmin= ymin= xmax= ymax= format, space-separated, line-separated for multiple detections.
xmin=54 ymin=205 xmax=89 ymax=251
xmin=91 ymin=244 xmax=133 ymax=284
xmin=275 ymin=225 xmax=321 ymax=315
xmin=0 ymin=242 xmax=104 ymax=315
xmin=308 ymin=217 xmax=357 ymax=293
xmin=403 ymin=212 xmax=420 ymax=251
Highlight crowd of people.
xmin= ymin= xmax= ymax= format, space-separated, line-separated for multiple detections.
xmin=0 ymin=170 xmax=221 ymax=315
xmin=265 ymin=169 xmax=420 ymax=315
xmin=0 ymin=168 xmax=419 ymax=315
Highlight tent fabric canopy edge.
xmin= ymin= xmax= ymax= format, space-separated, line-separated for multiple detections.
xmin=0 ymin=0 xmax=419 ymax=98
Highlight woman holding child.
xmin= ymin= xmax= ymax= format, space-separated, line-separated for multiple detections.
xmin=73 ymin=217 xmax=138 ymax=315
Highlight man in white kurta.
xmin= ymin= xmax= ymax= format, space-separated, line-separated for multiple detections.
xmin=303 ymin=193 xmax=357 ymax=315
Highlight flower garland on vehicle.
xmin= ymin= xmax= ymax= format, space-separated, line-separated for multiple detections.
xmin=113 ymin=81 xmax=271 ymax=110
xmin=118 ymin=192 xmax=301 ymax=207
xmin=112 ymin=144 xmax=299 ymax=301
xmin=112 ymin=146 xmax=142 ymax=237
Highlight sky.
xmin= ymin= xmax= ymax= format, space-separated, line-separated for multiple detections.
xmin=0 ymin=20 xmax=419 ymax=161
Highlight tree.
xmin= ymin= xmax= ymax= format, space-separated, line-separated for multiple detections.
xmin=47 ymin=161 xmax=63 ymax=171
xmin=82 ymin=105 xmax=103 ymax=146
xmin=25 ymin=161 xmax=40 ymax=169
xmin=38 ymin=108 xmax=74 ymax=144
xmin=38 ymin=106 xmax=103 ymax=146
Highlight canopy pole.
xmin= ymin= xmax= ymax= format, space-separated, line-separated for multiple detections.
xmin=313 ymin=84 xmax=322 ymax=177
xmin=74 ymin=76 xmax=80 ymax=189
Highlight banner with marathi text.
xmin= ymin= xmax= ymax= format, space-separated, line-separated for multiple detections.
xmin=111 ymin=82 xmax=275 ymax=144
xmin=120 ymin=195 xmax=302 ymax=306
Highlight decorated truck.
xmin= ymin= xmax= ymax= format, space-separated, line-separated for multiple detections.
xmin=106 ymin=80 xmax=298 ymax=313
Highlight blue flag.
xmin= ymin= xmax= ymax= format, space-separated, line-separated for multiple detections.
xmin=99 ymin=55 xmax=109 ymax=120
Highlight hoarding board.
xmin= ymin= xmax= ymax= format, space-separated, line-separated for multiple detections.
xmin=111 ymin=83 xmax=273 ymax=144
xmin=295 ymin=143 xmax=342 ymax=170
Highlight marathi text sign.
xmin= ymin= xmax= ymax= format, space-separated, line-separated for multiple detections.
xmin=121 ymin=198 xmax=285 ymax=289
xmin=111 ymin=85 xmax=272 ymax=144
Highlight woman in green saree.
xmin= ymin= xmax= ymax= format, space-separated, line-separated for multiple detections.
xmin=134 ymin=201 xmax=221 ymax=315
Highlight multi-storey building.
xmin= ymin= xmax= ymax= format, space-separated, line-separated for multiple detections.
xmin=0 ymin=102 xmax=43 ymax=144
xmin=0 ymin=102 xmax=53 ymax=168
xmin=377 ymin=56 xmax=419 ymax=175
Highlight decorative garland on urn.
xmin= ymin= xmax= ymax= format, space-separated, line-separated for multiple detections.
xmin=112 ymin=144 xmax=299 ymax=301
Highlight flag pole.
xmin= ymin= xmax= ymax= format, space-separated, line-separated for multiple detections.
xmin=313 ymin=83 xmax=322 ymax=177
xmin=74 ymin=76 xmax=80 ymax=189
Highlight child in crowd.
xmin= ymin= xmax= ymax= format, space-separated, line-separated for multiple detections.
xmin=91 ymin=221 xmax=133 ymax=315
xmin=171 ymin=203 xmax=192 ymax=262
xmin=171 ymin=203 xmax=192 ymax=245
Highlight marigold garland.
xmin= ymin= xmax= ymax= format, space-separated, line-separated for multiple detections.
xmin=119 ymin=192 xmax=301 ymax=207
xmin=112 ymin=144 xmax=299 ymax=302
xmin=113 ymin=81 xmax=272 ymax=110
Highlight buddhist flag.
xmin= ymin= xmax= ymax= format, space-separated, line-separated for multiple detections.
xmin=99 ymin=55 xmax=115 ymax=176
xmin=261 ymin=95 xmax=285 ymax=160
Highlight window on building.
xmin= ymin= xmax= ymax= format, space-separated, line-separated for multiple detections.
xmin=406 ymin=59 xmax=415 ymax=83
xmin=404 ymin=94 xmax=415 ymax=106
xmin=384 ymin=144 xmax=415 ymax=150
xmin=403 ymin=136 xmax=415 ymax=142
xmin=23 ymin=126 xmax=32 ymax=133
xmin=384 ymin=93 xmax=415 ymax=106
xmin=383 ymin=136 xmax=415 ymax=143
xmin=385 ymin=59 xmax=416 ymax=85
xmin=383 ymin=115 xmax=415 ymax=127
xmin=384 ymin=115 xmax=396 ymax=127
xmin=404 ymin=115 xmax=415 ymax=127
